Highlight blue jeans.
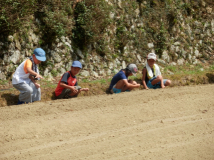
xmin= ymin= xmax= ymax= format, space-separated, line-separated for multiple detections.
xmin=147 ymin=76 xmax=168 ymax=89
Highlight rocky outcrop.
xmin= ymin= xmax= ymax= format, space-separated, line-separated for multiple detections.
xmin=0 ymin=0 xmax=214 ymax=80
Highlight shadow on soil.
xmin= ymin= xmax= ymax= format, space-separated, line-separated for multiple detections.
xmin=206 ymin=73 xmax=214 ymax=83
xmin=1 ymin=93 xmax=19 ymax=106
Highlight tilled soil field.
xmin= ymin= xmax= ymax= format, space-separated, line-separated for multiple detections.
xmin=0 ymin=84 xmax=214 ymax=160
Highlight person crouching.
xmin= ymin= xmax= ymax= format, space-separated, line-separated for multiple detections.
xmin=12 ymin=48 xmax=46 ymax=104
xmin=142 ymin=53 xmax=171 ymax=89
xmin=55 ymin=61 xmax=89 ymax=99
xmin=108 ymin=64 xmax=140 ymax=94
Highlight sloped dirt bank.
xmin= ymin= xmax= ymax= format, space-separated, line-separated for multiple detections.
xmin=1 ymin=71 xmax=214 ymax=107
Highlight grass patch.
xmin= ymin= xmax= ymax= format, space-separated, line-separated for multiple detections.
xmin=0 ymin=80 xmax=8 ymax=85
xmin=209 ymin=65 xmax=214 ymax=70
xmin=164 ymin=65 xmax=177 ymax=73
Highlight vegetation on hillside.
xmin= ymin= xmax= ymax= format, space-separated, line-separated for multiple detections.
xmin=0 ymin=0 xmax=213 ymax=58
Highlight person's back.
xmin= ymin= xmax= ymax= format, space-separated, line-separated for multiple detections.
xmin=12 ymin=60 xmax=32 ymax=85
xmin=109 ymin=69 xmax=127 ymax=91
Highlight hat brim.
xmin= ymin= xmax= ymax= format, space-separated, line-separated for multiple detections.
xmin=147 ymin=57 xmax=156 ymax=60
xmin=72 ymin=65 xmax=82 ymax=69
xmin=35 ymin=55 xmax=46 ymax=61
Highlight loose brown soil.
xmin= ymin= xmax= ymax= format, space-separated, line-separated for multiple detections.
xmin=0 ymin=84 xmax=214 ymax=160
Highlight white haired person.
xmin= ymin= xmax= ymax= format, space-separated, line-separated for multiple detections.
xmin=142 ymin=53 xmax=171 ymax=89
xmin=12 ymin=48 xmax=46 ymax=104
xmin=109 ymin=64 xmax=140 ymax=94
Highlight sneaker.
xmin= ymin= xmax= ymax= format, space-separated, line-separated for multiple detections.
xmin=17 ymin=99 xmax=25 ymax=105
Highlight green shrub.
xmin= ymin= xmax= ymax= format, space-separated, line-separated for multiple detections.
xmin=0 ymin=0 xmax=36 ymax=35
xmin=35 ymin=0 xmax=74 ymax=44
xmin=72 ymin=0 xmax=113 ymax=50
xmin=51 ymin=69 xmax=58 ymax=77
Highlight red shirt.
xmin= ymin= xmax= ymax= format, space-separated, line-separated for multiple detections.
xmin=55 ymin=71 xmax=77 ymax=96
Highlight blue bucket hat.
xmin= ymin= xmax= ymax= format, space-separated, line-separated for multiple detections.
xmin=72 ymin=61 xmax=82 ymax=69
xmin=33 ymin=48 xmax=46 ymax=61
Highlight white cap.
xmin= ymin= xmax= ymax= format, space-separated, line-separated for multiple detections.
xmin=147 ymin=53 xmax=157 ymax=60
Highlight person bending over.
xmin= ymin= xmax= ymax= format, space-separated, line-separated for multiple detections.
xmin=109 ymin=64 xmax=140 ymax=94
xmin=12 ymin=48 xmax=46 ymax=104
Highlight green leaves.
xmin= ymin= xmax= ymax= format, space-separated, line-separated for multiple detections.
xmin=72 ymin=0 xmax=113 ymax=49
xmin=0 ymin=0 xmax=36 ymax=35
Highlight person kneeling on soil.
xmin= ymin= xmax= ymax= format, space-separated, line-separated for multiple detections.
xmin=12 ymin=48 xmax=46 ymax=105
xmin=108 ymin=64 xmax=140 ymax=94
xmin=55 ymin=61 xmax=89 ymax=99
xmin=142 ymin=53 xmax=171 ymax=89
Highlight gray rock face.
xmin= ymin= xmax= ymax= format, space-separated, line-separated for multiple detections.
xmin=15 ymin=40 xmax=21 ymax=50
xmin=157 ymin=59 xmax=166 ymax=65
xmin=76 ymin=49 xmax=84 ymax=59
xmin=170 ymin=62 xmax=177 ymax=66
xmin=43 ymin=68 xmax=49 ymax=76
xmin=0 ymin=1 xmax=214 ymax=80
xmin=181 ymin=49 xmax=187 ymax=59
xmin=31 ymin=33 xmax=38 ymax=44
xmin=167 ymin=70 xmax=174 ymax=75
xmin=51 ymin=51 xmax=61 ymax=63
xmin=107 ymin=69 xmax=112 ymax=75
xmin=0 ymin=72 xmax=6 ymax=80
xmin=88 ymin=64 xmax=94 ymax=71
xmin=193 ymin=59 xmax=199 ymax=65
xmin=59 ymin=68 xmax=66 ymax=76
xmin=136 ymin=54 xmax=142 ymax=62
xmin=64 ymin=42 xmax=72 ymax=51
xmin=174 ymin=42 xmax=181 ymax=46
xmin=170 ymin=45 xmax=175 ymax=52
xmin=113 ymin=68 xmax=119 ymax=74
xmin=98 ymin=69 xmax=106 ymax=76
xmin=91 ymin=71 xmax=99 ymax=77
xmin=115 ymin=58 xmax=121 ymax=66
xmin=162 ymin=51 xmax=170 ymax=63
xmin=117 ymin=0 xmax=122 ymax=9
xmin=122 ymin=61 xmax=126 ymax=69
xmin=8 ymin=35 xmax=14 ymax=42
xmin=147 ymin=43 xmax=154 ymax=48
xmin=177 ymin=58 xmax=185 ymax=65
xmin=211 ymin=19 xmax=214 ymax=32
xmin=108 ymin=62 xmax=114 ymax=69
xmin=194 ymin=50 xmax=200 ymax=58
xmin=45 ymin=73 xmax=54 ymax=81
xmin=65 ymin=62 xmax=72 ymax=71
xmin=80 ymin=70 xmax=90 ymax=77
xmin=61 ymin=36 xmax=66 ymax=43
xmin=6 ymin=50 xmax=21 ymax=64
xmin=9 ymin=43 xmax=15 ymax=50
xmin=206 ymin=7 xmax=212 ymax=13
